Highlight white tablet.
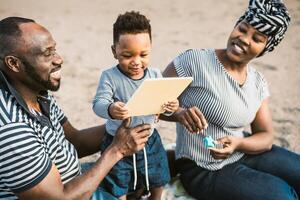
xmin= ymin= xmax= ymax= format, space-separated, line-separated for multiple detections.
xmin=126 ymin=77 xmax=193 ymax=116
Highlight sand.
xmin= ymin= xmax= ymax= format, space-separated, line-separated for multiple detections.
xmin=1 ymin=0 xmax=300 ymax=198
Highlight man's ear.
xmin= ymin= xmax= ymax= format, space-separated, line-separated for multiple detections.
xmin=4 ymin=56 xmax=22 ymax=72
xmin=111 ymin=45 xmax=117 ymax=59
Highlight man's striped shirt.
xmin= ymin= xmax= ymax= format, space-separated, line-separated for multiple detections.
xmin=0 ymin=71 xmax=80 ymax=199
xmin=173 ymin=49 xmax=270 ymax=170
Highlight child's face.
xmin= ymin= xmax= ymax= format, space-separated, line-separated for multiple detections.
xmin=112 ymin=33 xmax=151 ymax=79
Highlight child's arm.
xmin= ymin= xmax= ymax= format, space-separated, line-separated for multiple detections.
xmin=109 ymin=102 xmax=129 ymax=120
xmin=93 ymin=71 xmax=130 ymax=120
xmin=92 ymin=71 xmax=116 ymax=119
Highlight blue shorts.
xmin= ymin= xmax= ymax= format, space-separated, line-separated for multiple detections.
xmin=100 ymin=129 xmax=170 ymax=197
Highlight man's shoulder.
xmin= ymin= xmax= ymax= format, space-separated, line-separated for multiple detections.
xmin=0 ymin=88 xmax=18 ymax=125
xmin=0 ymin=121 xmax=34 ymax=132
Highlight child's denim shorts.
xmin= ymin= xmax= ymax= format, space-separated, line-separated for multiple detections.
xmin=100 ymin=128 xmax=170 ymax=198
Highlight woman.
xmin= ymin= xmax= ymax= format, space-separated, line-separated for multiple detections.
xmin=163 ymin=0 xmax=300 ymax=199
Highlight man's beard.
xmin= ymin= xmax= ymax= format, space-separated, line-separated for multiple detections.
xmin=23 ymin=60 xmax=60 ymax=91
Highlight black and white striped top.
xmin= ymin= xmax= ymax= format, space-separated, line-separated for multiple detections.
xmin=173 ymin=49 xmax=270 ymax=170
xmin=0 ymin=71 xmax=80 ymax=199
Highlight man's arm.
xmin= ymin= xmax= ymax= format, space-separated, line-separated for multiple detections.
xmin=17 ymin=120 xmax=151 ymax=200
xmin=63 ymin=121 xmax=106 ymax=158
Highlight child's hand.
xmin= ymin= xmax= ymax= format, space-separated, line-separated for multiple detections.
xmin=154 ymin=114 xmax=160 ymax=123
xmin=163 ymin=99 xmax=179 ymax=113
xmin=109 ymin=101 xmax=129 ymax=120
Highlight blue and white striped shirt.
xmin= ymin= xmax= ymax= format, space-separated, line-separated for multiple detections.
xmin=173 ymin=49 xmax=270 ymax=170
xmin=0 ymin=71 xmax=80 ymax=199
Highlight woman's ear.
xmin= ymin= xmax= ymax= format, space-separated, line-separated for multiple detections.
xmin=111 ymin=45 xmax=117 ymax=59
xmin=4 ymin=55 xmax=22 ymax=72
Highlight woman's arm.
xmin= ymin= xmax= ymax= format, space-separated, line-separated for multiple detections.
xmin=161 ymin=62 xmax=208 ymax=133
xmin=210 ymin=98 xmax=274 ymax=159
xmin=162 ymin=62 xmax=178 ymax=77
xmin=238 ymin=98 xmax=274 ymax=153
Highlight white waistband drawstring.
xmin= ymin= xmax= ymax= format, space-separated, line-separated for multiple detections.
xmin=143 ymin=147 xmax=149 ymax=191
xmin=133 ymin=153 xmax=137 ymax=190
xmin=132 ymin=147 xmax=150 ymax=192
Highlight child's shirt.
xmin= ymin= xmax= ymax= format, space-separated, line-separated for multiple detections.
xmin=93 ymin=65 xmax=162 ymax=136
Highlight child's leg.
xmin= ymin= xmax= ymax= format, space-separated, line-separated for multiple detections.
xmin=99 ymin=134 xmax=132 ymax=198
xmin=127 ymin=188 xmax=144 ymax=200
xmin=149 ymin=186 xmax=163 ymax=200
xmin=145 ymin=129 xmax=170 ymax=199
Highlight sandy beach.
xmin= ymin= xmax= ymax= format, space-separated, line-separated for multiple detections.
xmin=1 ymin=0 xmax=300 ymax=198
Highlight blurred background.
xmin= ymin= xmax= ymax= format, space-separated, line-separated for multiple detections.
xmin=1 ymin=0 xmax=299 ymax=156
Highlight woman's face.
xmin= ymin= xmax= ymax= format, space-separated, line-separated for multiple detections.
xmin=226 ymin=20 xmax=268 ymax=63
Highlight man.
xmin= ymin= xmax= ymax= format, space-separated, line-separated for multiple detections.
xmin=0 ymin=17 xmax=151 ymax=200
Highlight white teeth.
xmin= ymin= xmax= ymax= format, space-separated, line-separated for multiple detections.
xmin=50 ymin=69 xmax=61 ymax=80
xmin=234 ymin=44 xmax=244 ymax=53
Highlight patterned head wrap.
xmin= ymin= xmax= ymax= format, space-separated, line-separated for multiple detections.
xmin=237 ymin=0 xmax=291 ymax=56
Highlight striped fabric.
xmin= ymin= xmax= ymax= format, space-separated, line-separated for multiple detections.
xmin=0 ymin=72 xmax=80 ymax=199
xmin=173 ymin=49 xmax=270 ymax=170
xmin=237 ymin=0 xmax=291 ymax=56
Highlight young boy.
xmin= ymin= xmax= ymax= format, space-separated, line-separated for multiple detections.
xmin=93 ymin=11 xmax=178 ymax=199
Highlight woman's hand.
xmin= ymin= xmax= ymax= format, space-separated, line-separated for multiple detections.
xmin=109 ymin=101 xmax=129 ymax=120
xmin=209 ymin=136 xmax=242 ymax=159
xmin=174 ymin=106 xmax=208 ymax=134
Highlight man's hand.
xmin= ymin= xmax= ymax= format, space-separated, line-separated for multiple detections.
xmin=109 ymin=101 xmax=129 ymax=120
xmin=110 ymin=118 xmax=151 ymax=157
xmin=209 ymin=136 xmax=242 ymax=159
xmin=174 ymin=106 xmax=208 ymax=134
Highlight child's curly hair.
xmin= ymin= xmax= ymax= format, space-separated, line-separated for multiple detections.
xmin=113 ymin=11 xmax=151 ymax=44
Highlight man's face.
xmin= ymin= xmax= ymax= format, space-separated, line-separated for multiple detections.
xmin=18 ymin=22 xmax=63 ymax=92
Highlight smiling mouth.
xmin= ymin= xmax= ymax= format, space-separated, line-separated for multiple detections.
xmin=232 ymin=42 xmax=246 ymax=54
xmin=129 ymin=67 xmax=143 ymax=72
xmin=51 ymin=66 xmax=61 ymax=73
xmin=50 ymin=67 xmax=62 ymax=80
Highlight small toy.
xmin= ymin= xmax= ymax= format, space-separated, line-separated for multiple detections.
xmin=203 ymin=136 xmax=215 ymax=148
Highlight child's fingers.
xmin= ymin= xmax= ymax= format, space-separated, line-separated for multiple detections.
xmin=165 ymin=105 xmax=178 ymax=112
xmin=164 ymin=107 xmax=172 ymax=112
xmin=116 ymin=101 xmax=126 ymax=106
xmin=116 ymin=106 xmax=129 ymax=112
xmin=154 ymin=114 xmax=160 ymax=123
xmin=166 ymin=101 xmax=177 ymax=106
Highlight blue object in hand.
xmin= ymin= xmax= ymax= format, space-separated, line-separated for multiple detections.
xmin=203 ymin=136 xmax=215 ymax=148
